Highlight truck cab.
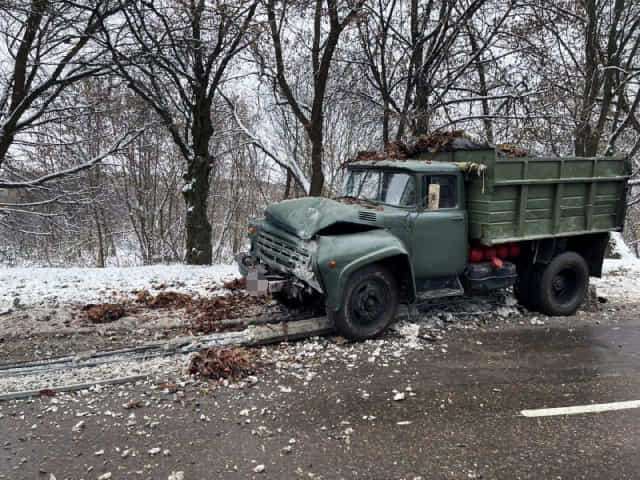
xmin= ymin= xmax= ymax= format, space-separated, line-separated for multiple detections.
xmin=239 ymin=160 xmax=476 ymax=339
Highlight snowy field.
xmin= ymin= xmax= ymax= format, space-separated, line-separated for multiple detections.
xmin=1 ymin=233 xmax=639 ymax=312
xmin=0 ymin=264 xmax=239 ymax=312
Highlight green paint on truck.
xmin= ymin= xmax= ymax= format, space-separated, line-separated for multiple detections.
xmin=238 ymin=139 xmax=630 ymax=340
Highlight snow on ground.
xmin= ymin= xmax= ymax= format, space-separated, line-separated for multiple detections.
xmin=594 ymin=259 xmax=640 ymax=300
xmin=609 ymin=232 xmax=640 ymax=269
xmin=2 ymin=236 xmax=640 ymax=313
xmin=592 ymin=233 xmax=640 ymax=300
xmin=0 ymin=264 xmax=240 ymax=311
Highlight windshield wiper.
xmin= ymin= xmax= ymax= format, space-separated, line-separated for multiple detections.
xmin=334 ymin=195 xmax=357 ymax=200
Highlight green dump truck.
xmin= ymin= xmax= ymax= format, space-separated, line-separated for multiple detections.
xmin=237 ymin=136 xmax=630 ymax=340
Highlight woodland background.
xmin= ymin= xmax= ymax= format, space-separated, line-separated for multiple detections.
xmin=1 ymin=0 xmax=639 ymax=267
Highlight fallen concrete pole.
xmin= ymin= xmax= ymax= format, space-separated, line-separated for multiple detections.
xmin=0 ymin=375 xmax=148 ymax=402
xmin=179 ymin=316 xmax=334 ymax=352
xmin=0 ymin=316 xmax=334 ymax=402
xmin=0 ymin=344 xmax=161 ymax=372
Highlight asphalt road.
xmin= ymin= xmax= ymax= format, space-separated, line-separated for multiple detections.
xmin=1 ymin=309 xmax=640 ymax=479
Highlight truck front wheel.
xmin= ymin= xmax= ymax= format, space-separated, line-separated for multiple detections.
xmin=329 ymin=264 xmax=399 ymax=340
xmin=536 ymin=251 xmax=589 ymax=316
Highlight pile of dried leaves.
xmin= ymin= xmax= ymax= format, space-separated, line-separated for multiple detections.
xmin=223 ymin=277 xmax=246 ymax=291
xmin=135 ymin=290 xmax=192 ymax=309
xmin=411 ymin=130 xmax=470 ymax=154
xmin=83 ymin=303 xmax=126 ymax=323
xmin=191 ymin=294 xmax=269 ymax=333
xmin=384 ymin=140 xmax=414 ymax=158
xmin=497 ymin=143 xmax=528 ymax=157
xmin=351 ymin=150 xmax=381 ymax=162
xmin=350 ymin=130 xmax=487 ymax=163
xmin=79 ymin=283 xmax=270 ymax=332
xmin=135 ymin=287 xmax=269 ymax=334
xmin=334 ymin=196 xmax=381 ymax=209
xmin=188 ymin=347 xmax=260 ymax=380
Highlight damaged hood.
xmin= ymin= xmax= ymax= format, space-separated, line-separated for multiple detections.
xmin=265 ymin=197 xmax=376 ymax=240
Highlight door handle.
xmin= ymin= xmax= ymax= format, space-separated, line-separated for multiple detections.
xmin=450 ymin=216 xmax=464 ymax=222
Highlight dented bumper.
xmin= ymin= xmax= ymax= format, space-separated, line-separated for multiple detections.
xmin=235 ymin=252 xmax=287 ymax=295
xmin=237 ymin=220 xmax=323 ymax=294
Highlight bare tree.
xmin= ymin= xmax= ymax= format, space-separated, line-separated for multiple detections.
xmin=349 ymin=0 xmax=527 ymax=142
xmin=493 ymin=1 xmax=640 ymax=157
xmin=263 ymin=0 xmax=365 ymax=196
xmin=536 ymin=0 xmax=640 ymax=157
xmin=101 ymin=0 xmax=258 ymax=264
xmin=116 ymin=101 xmax=185 ymax=265
xmin=225 ymin=91 xmax=312 ymax=196
xmin=0 ymin=0 xmax=145 ymax=262
xmin=0 ymin=0 xmax=122 ymax=172
xmin=0 ymin=75 xmax=142 ymax=266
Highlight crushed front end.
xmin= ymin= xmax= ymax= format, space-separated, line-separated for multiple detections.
xmin=236 ymin=218 xmax=322 ymax=302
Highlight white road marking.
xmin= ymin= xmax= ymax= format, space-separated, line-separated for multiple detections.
xmin=521 ymin=400 xmax=640 ymax=417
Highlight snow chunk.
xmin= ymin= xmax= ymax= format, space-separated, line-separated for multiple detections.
xmin=181 ymin=179 xmax=195 ymax=192
xmin=393 ymin=321 xmax=422 ymax=350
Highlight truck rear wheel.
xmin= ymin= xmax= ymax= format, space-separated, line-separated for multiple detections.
xmin=536 ymin=252 xmax=589 ymax=316
xmin=329 ymin=264 xmax=399 ymax=340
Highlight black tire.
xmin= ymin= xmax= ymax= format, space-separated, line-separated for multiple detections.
xmin=536 ymin=251 xmax=589 ymax=316
xmin=328 ymin=264 xmax=399 ymax=340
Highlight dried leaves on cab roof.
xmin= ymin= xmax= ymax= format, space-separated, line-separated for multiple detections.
xmin=496 ymin=143 xmax=529 ymax=157
xmin=348 ymin=131 xmax=502 ymax=164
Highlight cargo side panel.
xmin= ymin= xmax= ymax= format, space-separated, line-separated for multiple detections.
xmin=459 ymin=152 xmax=628 ymax=245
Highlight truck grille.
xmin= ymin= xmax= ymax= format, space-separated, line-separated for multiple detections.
xmin=256 ymin=230 xmax=310 ymax=270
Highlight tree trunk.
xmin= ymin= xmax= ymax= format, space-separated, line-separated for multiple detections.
xmin=410 ymin=0 xmax=428 ymax=137
xmin=309 ymin=123 xmax=324 ymax=196
xmin=468 ymin=27 xmax=494 ymax=144
xmin=575 ymin=124 xmax=600 ymax=157
xmin=183 ymin=87 xmax=214 ymax=265
xmin=94 ymin=209 xmax=105 ymax=268
xmin=382 ymin=99 xmax=390 ymax=145
xmin=183 ymin=155 xmax=212 ymax=265
xmin=574 ymin=0 xmax=601 ymax=158
xmin=284 ymin=169 xmax=292 ymax=199
xmin=413 ymin=61 xmax=431 ymax=136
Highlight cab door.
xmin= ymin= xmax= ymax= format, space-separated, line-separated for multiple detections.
xmin=410 ymin=173 xmax=468 ymax=280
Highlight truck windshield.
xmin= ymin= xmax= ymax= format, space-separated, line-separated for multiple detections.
xmin=342 ymin=169 xmax=416 ymax=206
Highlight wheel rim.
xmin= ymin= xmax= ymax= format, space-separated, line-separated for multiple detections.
xmin=551 ymin=268 xmax=579 ymax=305
xmin=349 ymin=278 xmax=390 ymax=327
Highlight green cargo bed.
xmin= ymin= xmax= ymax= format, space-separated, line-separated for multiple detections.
xmin=427 ymin=149 xmax=630 ymax=246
